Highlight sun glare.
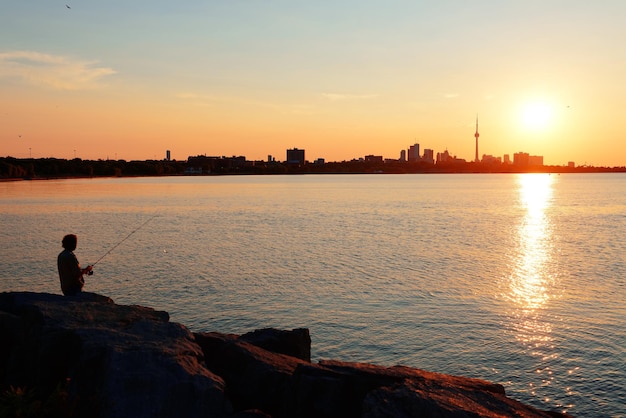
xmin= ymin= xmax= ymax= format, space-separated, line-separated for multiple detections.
xmin=521 ymin=102 xmax=554 ymax=131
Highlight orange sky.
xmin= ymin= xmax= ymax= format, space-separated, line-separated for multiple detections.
xmin=2 ymin=2 xmax=625 ymax=166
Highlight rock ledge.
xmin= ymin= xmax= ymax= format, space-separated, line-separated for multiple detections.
xmin=0 ymin=292 xmax=571 ymax=418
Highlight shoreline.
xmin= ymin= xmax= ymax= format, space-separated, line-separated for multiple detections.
xmin=2 ymin=167 xmax=625 ymax=183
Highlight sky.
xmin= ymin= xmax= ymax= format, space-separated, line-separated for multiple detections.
xmin=1 ymin=1 xmax=625 ymax=166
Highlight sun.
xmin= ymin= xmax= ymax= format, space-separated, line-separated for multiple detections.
xmin=521 ymin=102 xmax=554 ymax=131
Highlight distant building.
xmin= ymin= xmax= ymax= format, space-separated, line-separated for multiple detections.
xmin=423 ymin=149 xmax=434 ymax=164
xmin=513 ymin=152 xmax=530 ymax=166
xmin=481 ymin=154 xmax=501 ymax=164
xmin=503 ymin=154 xmax=511 ymax=164
xmin=568 ymin=161 xmax=576 ymax=168
xmin=286 ymin=148 xmax=305 ymax=165
xmin=365 ymin=155 xmax=383 ymax=163
xmin=514 ymin=152 xmax=543 ymax=166
xmin=400 ymin=149 xmax=406 ymax=162
xmin=408 ymin=143 xmax=420 ymax=162
xmin=437 ymin=150 xmax=449 ymax=163
xmin=166 ymin=150 xmax=171 ymax=161
xmin=436 ymin=149 xmax=465 ymax=164
xmin=437 ymin=149 xmax=452 ymax=163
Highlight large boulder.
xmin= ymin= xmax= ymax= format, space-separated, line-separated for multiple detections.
xmin=0 ymin=292 xmax=231 ymax=418
xmin=195 ymin=332 xmax=571 ymax=418
xmin=194 ymin=331 xmax=306 ymax=416
xmin=363 ymin=378 xmax=562 ymax=418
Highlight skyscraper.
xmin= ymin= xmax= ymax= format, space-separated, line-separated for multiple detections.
xmin=408 ymin=143 xmax=420 ymax=162
xmin=423 ymin=148 xmax=434 ymax=164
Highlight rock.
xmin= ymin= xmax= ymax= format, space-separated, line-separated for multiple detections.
xmin=290 ymin=360 xmax=508 ymax=418
xmin=195 ymin=331 xmax=306 ymax=416
xmin=363 ymin=380 xmax=546 ymax=418
xmin=240 ymin=328 xmax=311 ymax=362
xmin=196 ymin=333 xmax=571 ymax=418
xmin=0 ymin=292 xmax=231 ymax=418
xmin=1 ymin=292 xmax=572 ymax=418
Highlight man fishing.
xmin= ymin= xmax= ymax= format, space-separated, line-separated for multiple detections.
xmin=57 ymin=234 xmax=93 ymax=296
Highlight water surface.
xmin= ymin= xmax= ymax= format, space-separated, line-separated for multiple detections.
xmin=1 ymin=173 xmax=624 ymax=417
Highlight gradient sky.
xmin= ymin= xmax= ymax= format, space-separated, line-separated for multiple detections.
xmin=2 ymin=1 xmax=625 ymax=165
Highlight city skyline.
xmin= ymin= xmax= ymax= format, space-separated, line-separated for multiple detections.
xmin=2 ymin=2 xmax=626 ymax=167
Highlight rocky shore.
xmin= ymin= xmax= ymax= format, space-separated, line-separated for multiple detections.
xmin=0 ymin=292 xmax=572 ymax=417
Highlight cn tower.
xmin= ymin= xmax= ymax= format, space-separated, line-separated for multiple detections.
xmin=474 ymin=115 xmax=479 ymax=163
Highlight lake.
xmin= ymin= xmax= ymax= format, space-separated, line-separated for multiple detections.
xmin=1 ymin=173 xmax=624 ymax=417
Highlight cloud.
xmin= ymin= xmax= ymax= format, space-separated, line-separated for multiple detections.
xmin=321 ymin=93 xmax=378 ymax=101
xmin=0 ymin=50 xmax=116 ymax=90
xmin=443 ymin=93 xmax=459 ymax=99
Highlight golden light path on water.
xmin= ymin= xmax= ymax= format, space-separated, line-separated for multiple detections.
xmin=505 ymin=173 xmax=567 ymax=410
xmin=512 ymin=174 xmax=554 ymax=310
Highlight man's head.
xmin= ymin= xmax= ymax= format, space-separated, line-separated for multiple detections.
xmin=62 ymin=234 xmax=77 ymax=251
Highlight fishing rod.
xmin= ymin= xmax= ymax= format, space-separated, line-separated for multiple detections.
xmin=90 ymin=213 xmax=158 ymax=269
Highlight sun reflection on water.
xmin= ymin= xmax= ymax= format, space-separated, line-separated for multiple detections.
xmin=505 ymin=174 xmax=564 ymax=408
xmin=510 ymin=173 xmax=555 ymax=311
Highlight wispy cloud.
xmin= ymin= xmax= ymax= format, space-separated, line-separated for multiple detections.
xmin=0 ymin=50 xmax=116 ymax=90
xmin=443 ymin=93 xmax=459 ymax=99
xmin=321 ymin=93 xmax=378 ymax=101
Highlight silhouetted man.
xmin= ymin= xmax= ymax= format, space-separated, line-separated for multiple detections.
xmin=57 ymin=234 xmax=92 ymax=296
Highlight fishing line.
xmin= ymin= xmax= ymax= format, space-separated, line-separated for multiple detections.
xmin=91 ymin=213 xmax=158 ymax=267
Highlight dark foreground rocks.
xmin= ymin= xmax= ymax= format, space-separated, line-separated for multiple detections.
xmin=0 ymin=292 xmax=571 ymax=418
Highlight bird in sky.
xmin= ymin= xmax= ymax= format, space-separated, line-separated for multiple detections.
xmin=66 ymin=4 xmax=71 ymax=9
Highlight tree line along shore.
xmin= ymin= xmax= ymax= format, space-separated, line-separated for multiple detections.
xmin=1 ymin=156 xmax=624 ymax=180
